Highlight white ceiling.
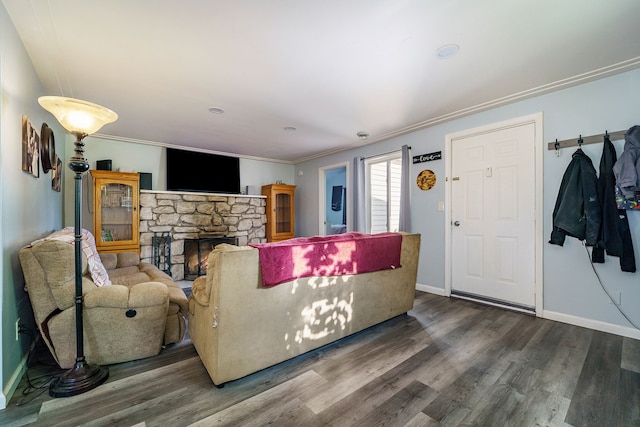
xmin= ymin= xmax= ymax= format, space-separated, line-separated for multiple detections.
xmin=4 ymin=0 xmax=640 ymax=163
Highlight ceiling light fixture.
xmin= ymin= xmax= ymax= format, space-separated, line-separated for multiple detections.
xmin=208 ymin=107 xmax=224 ymax=114
xmin=435 ymin=44 xmax=460 ymax=59
xmin=357 ymin=132 xmax=369 ymax=140
xmin=283 ymin=126 xmax=297 ymax=132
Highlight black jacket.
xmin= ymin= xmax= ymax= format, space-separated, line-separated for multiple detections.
xmin=550 ymin=149 xmax=601 ymax=246
xmin=592 ymin=135 xmax=636 ymax=272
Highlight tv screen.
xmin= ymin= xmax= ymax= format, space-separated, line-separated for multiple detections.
xmin=166 ymin=148 xmax=240 ymax=194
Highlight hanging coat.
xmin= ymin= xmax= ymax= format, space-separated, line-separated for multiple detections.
xmin=549 ymin=148 xmax=601 ymax=246
xmin=592 ymin=135 xmax=636 ymax=272
xmin=613 ymin=125 xmax=640 ymax=199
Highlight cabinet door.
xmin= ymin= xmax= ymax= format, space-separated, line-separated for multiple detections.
xmin=275 ymin=192 xmax=293 ymax=234
xmin=95 ymin=178 xmax=139 ymax=249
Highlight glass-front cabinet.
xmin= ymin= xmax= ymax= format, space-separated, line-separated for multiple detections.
xmin=262 ymin=183 xmax=296 ymax=242
xmin=91 ymin=170 xmax=140 ymax=253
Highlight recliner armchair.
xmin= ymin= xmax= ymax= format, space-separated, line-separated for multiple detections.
xmin=18 ymin=233 xmax=186 ymax=369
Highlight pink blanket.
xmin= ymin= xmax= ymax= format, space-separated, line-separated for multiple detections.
xmin=250 ymin=232 xmax=403 ymax=287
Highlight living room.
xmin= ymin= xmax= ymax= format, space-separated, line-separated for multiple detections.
xmin=1 ymin=1 xmax=639 ymax=424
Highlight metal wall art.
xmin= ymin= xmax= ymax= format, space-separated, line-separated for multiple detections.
xmin=416 ymin=169 xmax=436 ymax=190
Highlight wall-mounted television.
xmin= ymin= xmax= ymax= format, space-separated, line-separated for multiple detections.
xmin=166 ymin=148 xmax=240 ymax=194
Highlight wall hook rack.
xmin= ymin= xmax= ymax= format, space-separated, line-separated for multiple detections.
xmin=547 ymin=129 xmax=626 ymax=150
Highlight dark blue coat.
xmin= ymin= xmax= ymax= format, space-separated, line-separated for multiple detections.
xmin=592 ymin=134 xmax=636 ymax=272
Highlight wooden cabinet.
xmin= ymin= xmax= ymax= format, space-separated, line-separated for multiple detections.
xmin=262 ymin=184 xmax=296 ymax=242
xmin=91 ymin=170 xmax=140 ymax=253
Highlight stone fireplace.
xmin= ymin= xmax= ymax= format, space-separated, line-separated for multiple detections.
xmin=139 ymin=190 xmax=266 ymax=280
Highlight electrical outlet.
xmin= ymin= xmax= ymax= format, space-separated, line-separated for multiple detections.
xmin=609 ymin=292 xmax=622 ymax=306
xmin=15 ymin=318 xmax=20 ymax=341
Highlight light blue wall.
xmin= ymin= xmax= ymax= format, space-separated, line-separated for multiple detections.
xmin=240 ymin=158 xmax=295 ymax=194
xmin=1 ymin=3 xmax=65 ymax=407
xmin=295 ymin=68 xmax=640 ymax=333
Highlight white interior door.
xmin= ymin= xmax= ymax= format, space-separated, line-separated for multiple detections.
xmin=451 ymin=122 xmax=536 ymax=308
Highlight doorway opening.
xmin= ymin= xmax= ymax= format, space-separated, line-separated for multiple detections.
xmin=318 ymin=162 xmax=349 ymax=235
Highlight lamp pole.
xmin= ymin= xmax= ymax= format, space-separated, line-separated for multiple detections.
xmin=49 ymin=133 xmax=109 ymax=397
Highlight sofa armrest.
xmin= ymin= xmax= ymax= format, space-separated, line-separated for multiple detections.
xmin=84 ymin=282 xmax=169 ymax=309
xmin=190 ymin=276 xmax=209 ymax=306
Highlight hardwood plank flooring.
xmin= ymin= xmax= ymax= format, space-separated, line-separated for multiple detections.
xmin=1 ymin=291 xmax=638 ymax=427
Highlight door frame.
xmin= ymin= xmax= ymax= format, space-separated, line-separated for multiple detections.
xmin=444 ymin=112 xmax=544 ymax=316
xmin=318 ymin=161 xmax=350 ymax=235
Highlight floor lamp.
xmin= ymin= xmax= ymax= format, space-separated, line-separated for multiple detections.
xmin=38 ymin=96 xmax=118 ymax=397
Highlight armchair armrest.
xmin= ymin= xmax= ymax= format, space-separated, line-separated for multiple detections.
xmin=84 ymin=282 xmax=169 ymax=309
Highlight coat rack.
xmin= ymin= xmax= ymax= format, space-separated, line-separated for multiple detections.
xmin=547 ymin=129 xmax=626 ymax=151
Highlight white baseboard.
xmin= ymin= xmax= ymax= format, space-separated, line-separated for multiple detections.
xmin=416 ymin=283 xmax=447 ymax=296
xmin=415 ymin=284 xmax=639 ymax=340
xmin=543 ymin=310 xmax=640 ymax=340
xmin=1 ymin=354 xmax=28 ymax=409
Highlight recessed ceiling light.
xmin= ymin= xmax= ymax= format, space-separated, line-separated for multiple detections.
xmin=284 ymin=126 xmax=297 ymax=132
xmin=357 ymin=132 xmax=369 ymax=140
xmin=435 ymin=44 xmax=460 ymax=59
xmin=208 ymin=107 xmax=224 ymax=114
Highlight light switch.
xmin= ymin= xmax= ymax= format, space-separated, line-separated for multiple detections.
xmin=437 ymin=201 xmax=445 ymax=211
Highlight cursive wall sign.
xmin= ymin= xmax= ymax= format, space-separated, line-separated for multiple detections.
xmin=412 ymin=151 xmax=442 ymax=164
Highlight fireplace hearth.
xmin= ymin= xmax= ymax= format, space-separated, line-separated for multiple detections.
xmin=184 ymin=235 xmax=237 ymax=280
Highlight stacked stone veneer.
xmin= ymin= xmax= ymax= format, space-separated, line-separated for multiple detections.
xmin=139 ymin=190 xmax=266 ymax=280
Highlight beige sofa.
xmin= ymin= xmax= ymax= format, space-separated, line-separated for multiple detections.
xmin=19 ymin=238 xmax=188 ymax=369
xmin=188 ymin=232 xmax=420 ymax=386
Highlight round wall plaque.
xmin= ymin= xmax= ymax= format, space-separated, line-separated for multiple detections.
xmin=417 ymin=169 xmax=436 ymax=190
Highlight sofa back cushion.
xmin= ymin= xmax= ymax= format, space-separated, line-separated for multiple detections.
xmin=100 ymin=253 xmax=118 ymax=270
xmin=20 ymin=240 xmax=98 ymax=312
xmin=30 ymin=227 xmax=111 ymax=287
xmin=116 ymin=252 xmax=141 ymax=268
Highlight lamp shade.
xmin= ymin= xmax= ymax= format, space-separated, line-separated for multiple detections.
xmin=38 ymin=96 xmax=118 ymax=136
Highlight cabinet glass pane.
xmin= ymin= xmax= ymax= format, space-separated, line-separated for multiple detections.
xmin=100 ymin=183 xmax=134 ymax=243
xmin=275 ymin=193 xmax=291 ymax=233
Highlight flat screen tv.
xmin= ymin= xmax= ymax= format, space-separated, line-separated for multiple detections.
xmin=166 ymin=148 xmax=240 ymax=194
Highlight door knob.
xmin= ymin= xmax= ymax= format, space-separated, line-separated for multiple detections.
xmin=453 ymin=221 xmax=460 ymax=226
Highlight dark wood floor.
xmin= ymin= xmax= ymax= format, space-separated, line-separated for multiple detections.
xmin=1 ymin=292 xmax=638 ymax=427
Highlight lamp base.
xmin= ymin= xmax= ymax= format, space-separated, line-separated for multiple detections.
xmin=49 ymin=361 xmax=109 ymax=398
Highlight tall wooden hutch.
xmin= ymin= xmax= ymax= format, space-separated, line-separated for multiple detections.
xmin=91 ymin=170 xmax=140 ymax=253
xmin=262 ymin=183 xmax=296 ymax=242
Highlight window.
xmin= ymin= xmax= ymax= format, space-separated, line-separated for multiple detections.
xmin=365 ymin=153 xmax=402 ymax=233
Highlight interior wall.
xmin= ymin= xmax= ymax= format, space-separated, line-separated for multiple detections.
xmin=294 ymin=67 xmax=640 ymax=336
xmin=0 ymin=3 xmax=65 ymax=407
xmin=63 ymin=136 xmax=295 ymax=228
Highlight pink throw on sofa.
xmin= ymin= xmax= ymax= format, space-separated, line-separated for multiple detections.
xmin=250 ymin=232 xmax=403 ymax=287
